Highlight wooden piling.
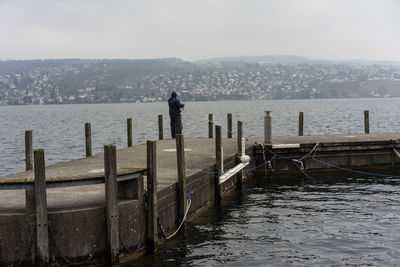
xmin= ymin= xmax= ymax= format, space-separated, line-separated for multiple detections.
xmin=176 ymin=134 xmax=187 ymax=230
xmin=33 ymin=149 xmax=49 ymax=266
xmin=236 ymin=121 xmax=243 ymax=188
xmin=127 ymin=118 xmax=133 ymax=147
xmin=158 ymin=115 xmax=163 ymax=140
xmin=264 ymin=111 xmax=272 ymax=143
xmin=299 ymin=112 xmax=304 ymax=136
xmin=25 ymin=188 xmax=36 ymax=266
xmin=85 ymin=123 xmax=92 ymax=157
xmin=104 ymin=145 xmax=119 ymax=265
xmin=146 ymin=140 xmax=158 ymax=253
xmin=208 ymin=114 xmax=213 ymax=138
xmin=215 ymin=125 xmax=222 ymax=203
xmin=364 ymin=110 xmax=370 ymax=134
xmin=178 ymin=115 xmax=183 ymax=135
xmin=25 ymin=130 xmax=33 ymax=171
xmin=227 ymin=114 xmax=233 ymax=138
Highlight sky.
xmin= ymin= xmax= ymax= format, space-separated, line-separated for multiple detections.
xmin=0 ymin=0 xmax=399 ymax=62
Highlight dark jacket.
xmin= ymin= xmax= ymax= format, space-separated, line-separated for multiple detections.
xmin=168 ymin=95 xmax=184 ymax=117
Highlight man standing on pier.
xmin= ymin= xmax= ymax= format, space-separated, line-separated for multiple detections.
xmin=168 ymin=91 xmax=185 ymax=138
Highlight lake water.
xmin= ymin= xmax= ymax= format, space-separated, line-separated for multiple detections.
xmin=130 ymin=173 xmax=400 ymax=266
xmin=1 ymin=98 xmax=400 ymax=176
xmin=1 ymin=98 xmax=400 ymax=266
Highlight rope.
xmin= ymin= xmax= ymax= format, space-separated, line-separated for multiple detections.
xmin=258 ymin=143 xmax=270 ymax=172
xmin=184 ymin=139 xmax=276 ymax=176
xmin=299 ymin=143 xmax=320 ymax=161
xmin=256 ymin=141 xmax=315 ymax=182
xmin=165 ymin=199 xmax=192 ymax=240
xmin=157 ymin=141 xmax=194 ymax=241
xmin=311 ymin=142 xmax=400 ymax=178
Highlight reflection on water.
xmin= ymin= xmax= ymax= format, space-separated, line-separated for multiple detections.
xmin=129 ymin=172 xmax=400 ymax=266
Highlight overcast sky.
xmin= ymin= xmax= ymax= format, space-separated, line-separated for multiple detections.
xmin=0 ymin=0 xmax=399 ymax=61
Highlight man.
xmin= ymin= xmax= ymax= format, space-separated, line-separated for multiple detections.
xmin=168 ymin=91 xmax=185 ymax=138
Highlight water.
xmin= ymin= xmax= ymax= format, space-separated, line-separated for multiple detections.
xmin=1 ymin=98 xmax=400 ymax=176
xmin=2 ymin=98 xmax=400 ymax=266
xmin=130 ymin=173 xmax=400 ymax=266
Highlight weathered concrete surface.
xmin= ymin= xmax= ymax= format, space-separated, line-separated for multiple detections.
xmin=1 ymin=133 xmax=400 ymax=265
xmin=2 ymin=133 xmax=400 ymax=213
xmin=0 ymin=138 xmax=253 ymax=213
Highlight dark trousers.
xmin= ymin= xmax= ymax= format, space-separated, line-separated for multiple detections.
xmin=170 ymin=115 xmax=181 ymax=138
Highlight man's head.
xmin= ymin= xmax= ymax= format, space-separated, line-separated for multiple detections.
xmin=171 ymin=91 xmax=177 ymax=97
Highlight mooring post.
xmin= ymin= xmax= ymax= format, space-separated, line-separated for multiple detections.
xmin=146 ymin=140 xmax=158 ymax=253
xmin=178 ymin=115 xmax=183 ymax=135
xmin=364 ymin=110 xmax=370 ymax=134
xmin=25 ymin=130 xmax=33 ymax=171
xmin=104 ymin=145 xmax=119 ymax=265
xmin=264 ymin=111 xmax=272 ymax=144
xmin=127 ymin=118 xmax=133 ymax=147
xmin=34 ymin=149 xmax=49 ymax=266
xmin=158 ymin=115 xmax=163 ymax=140
xmin=25 ymin=188 xmax=36 ymax=266
xmin=227 ymin=114 xmax=233 ymax=138
xmin=208 ymin=114 xmax=214 ymax=138
xmin=85 ymin=123 xmax=92 ymax=157
xmin=176 ymin=134 xmax=187 ymax=230
xmin=215 ymin=125 xmax=222 ymax=203
xmin=299 ymin=112 xmax=304 ymax=136
xmin=236 ymin=121 xmax=243 ymax=188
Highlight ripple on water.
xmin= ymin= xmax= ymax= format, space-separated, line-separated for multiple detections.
xmin=128 ymin=175 xmax=400 ymax=266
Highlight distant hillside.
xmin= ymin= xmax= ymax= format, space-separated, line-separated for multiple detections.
xmin=1 ymin=56 xmax=400 ymax=105
xmin=195 ymin=55 xmax=312 ymax=65
xmin=0 ymin=58 xmax=196 ymax=73
xmin=195 ymin=55 xmax=400 ymax=66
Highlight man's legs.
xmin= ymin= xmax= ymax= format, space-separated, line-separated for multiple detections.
xmin=170 ymin=116 xmax=176 ymax=138
xmin=170 ymin=115 xmax=182 ymax=138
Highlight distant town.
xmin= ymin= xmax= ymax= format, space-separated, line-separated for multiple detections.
xmin=1 ymin=57 xmax=400 ymax=105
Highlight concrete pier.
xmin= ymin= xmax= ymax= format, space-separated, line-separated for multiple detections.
xmin=2 ymin=132 xmax=400 ymax=265
xmin=0 ymin=137 xmax=256 ymax=265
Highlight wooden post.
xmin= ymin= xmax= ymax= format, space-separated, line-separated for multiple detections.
xmin=177 ymin=115 xmax=183 ymax=135
xmin=236 ymin=121 xmax=243 ymax=188
xmin=34 ymin=149 xmax=49 ymax=266
xmin=85 ymin=123 xmax=92 ymax=157
xmin=215 ymin=125 xmax=222 ymax=203
xmin=146 ymin=140 xmax=158 ymax=253
xmin=208 ymin=114 xmax=213 ymax=138
xmin=158 ymin=115 xmax=163 ymax=140
xmin=176 ymin=134 xmax=187 ymax=230
xmin=127 ymin=118 xmax=133 ymax=147
xmin=104 ymin=145 xmax=119 ymax=265
xmin=227 ymin=114 xmax=233 ymax=138
xmin=299 ymin=112 xmax=304 ymax=136
xmin=364 ymin=110 xmax=369 ymax=134
xmin=25 ymin=189 xmax=36 ymax=266
xmin=25 ymin=130 xmax=33 ymax=171
xmin=264 ymin=111 xmax=272 ymax=144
